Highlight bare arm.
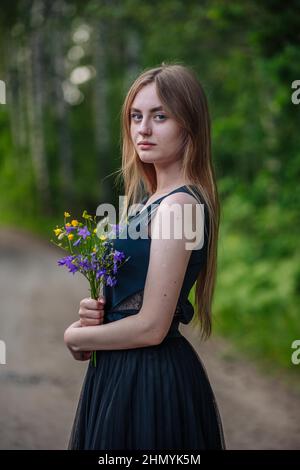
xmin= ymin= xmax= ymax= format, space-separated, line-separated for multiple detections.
xmin=64 ymin=313 xmax=158 ymax=352
xmin=138 ymin=192 xmax=198 ymax=343
xmin=64 ymin=192 xmax=199 ymax=351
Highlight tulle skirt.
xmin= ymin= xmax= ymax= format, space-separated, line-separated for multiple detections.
xmin=68 ymin=331 xmax=226 ymax=450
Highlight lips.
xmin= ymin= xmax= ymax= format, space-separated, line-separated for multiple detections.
xmin=138 ymin=142 xmax=156 ymax=146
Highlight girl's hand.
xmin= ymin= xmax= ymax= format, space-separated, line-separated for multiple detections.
xmin=69 ymin=349 xmax=92 ymax=361
xmin=79 ymin=296 xmax=106 ymax=327
xmin=64 ymin=321 xmax=92 ymax=360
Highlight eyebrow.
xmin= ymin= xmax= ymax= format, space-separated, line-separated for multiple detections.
xmin=130 ymin=106 xmax=165 ymax=113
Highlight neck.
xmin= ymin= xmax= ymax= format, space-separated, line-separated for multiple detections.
xmin=155 ymin=177 xmax=188 ymax=194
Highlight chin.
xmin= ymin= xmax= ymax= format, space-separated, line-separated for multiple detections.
xmin=138 ymin=155 xmax=156 ymax=163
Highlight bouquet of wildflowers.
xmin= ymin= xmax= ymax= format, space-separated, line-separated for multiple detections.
xmin=51 ymin=210 xmax=129 ymax=366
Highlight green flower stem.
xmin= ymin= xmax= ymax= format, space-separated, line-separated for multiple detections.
xmin=91 ymin=351 xmax=97 ymax=367
xmin=90 ymin=271 xmax=99 ymax=368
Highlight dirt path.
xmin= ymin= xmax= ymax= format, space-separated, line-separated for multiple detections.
xmin=0 ymin=227 xmax=299 ymax=449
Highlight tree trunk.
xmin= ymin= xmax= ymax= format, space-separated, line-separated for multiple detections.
xmin=26 ymin=0 xmax=51 ymax=212
xmin=123 ymin=29 xmax=141 ymax=95
xmin=92 ymin=18 xmax=111 ymax=203
xmin=52 ymin=0 xmax=74 ymax=209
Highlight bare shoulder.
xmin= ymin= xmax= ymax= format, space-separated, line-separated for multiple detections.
xmin=149 ymin=191 xmax=204 ymax=250
xmin=152 ymin=191 xmax=201 ymax=226
xmin=155 ymin=190 xmax=203 ymax=228
xmin=159 ymin=191 xmax=200 ymax=208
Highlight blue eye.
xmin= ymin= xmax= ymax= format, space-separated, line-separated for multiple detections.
xmin=155 ymin=114 xmax=166 ymax=120
xmin=130 ymin=113 xmax=141 ymax=120
xmin=130 ymin=113 xmax=166 ymax=121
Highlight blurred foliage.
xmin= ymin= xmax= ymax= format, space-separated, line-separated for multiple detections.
xmin=0 ymin=0 xmax=299 ymax=375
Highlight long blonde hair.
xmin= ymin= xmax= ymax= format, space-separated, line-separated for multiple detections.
xmin=114 ymin=62 xmax=220 ymax=340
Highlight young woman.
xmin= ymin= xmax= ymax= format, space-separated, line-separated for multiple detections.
xmin=64 ymin=63 xmax=226 ymax=450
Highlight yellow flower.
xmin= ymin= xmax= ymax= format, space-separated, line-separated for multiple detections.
xmin=64 ymin=212 xmax=70 ymax=218
xmin=93 ymin=228 xmax=97 ymax=233
xmin=100 ymin=235 xmax=107 ymax=241
xmin=65 ymin=223 xmax=71 ymax=227
xmin=82 ymin=209 xmax=92 ymax=220
xmin=68 ymin=234 xmax=74 ymax=240
xmin=92 ymin=247 xmax=97 ymax=252
xmin=71 ymin=220 xmax=79 ymax=227
xmin=54 ymin=228 xmax=62 ymax=236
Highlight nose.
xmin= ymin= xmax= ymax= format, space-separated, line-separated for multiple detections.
xmin=138 ymin=118 xmax=152 ymax=136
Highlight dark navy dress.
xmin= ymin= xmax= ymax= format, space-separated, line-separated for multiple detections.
xmin=68 ymin=185 xmax=226 ymax=450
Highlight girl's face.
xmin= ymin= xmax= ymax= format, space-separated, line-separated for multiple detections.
xmin=130 ymin=82 xmax=184 ymax=165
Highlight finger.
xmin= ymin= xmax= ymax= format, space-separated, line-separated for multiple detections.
xmin=97 ymin=296 xmax=106 ymax=306
xmin=76 ymin=351 xmax=90 ymax=361
xmin=81 ymin=351 xmax=92 ymax=360
xmin=80 ymin=298 xmax=100 ymax=310
xmin=79 ymin=309 xmax=104 ymax=320
xmin=79 ymin=313 xmax=105 ymax=326
xmin=80 ymin=318 xmax=102 ymax=327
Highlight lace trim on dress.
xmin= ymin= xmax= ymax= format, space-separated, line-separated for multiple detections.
xmin=111 ymin=289 xmax=181 ymax=316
